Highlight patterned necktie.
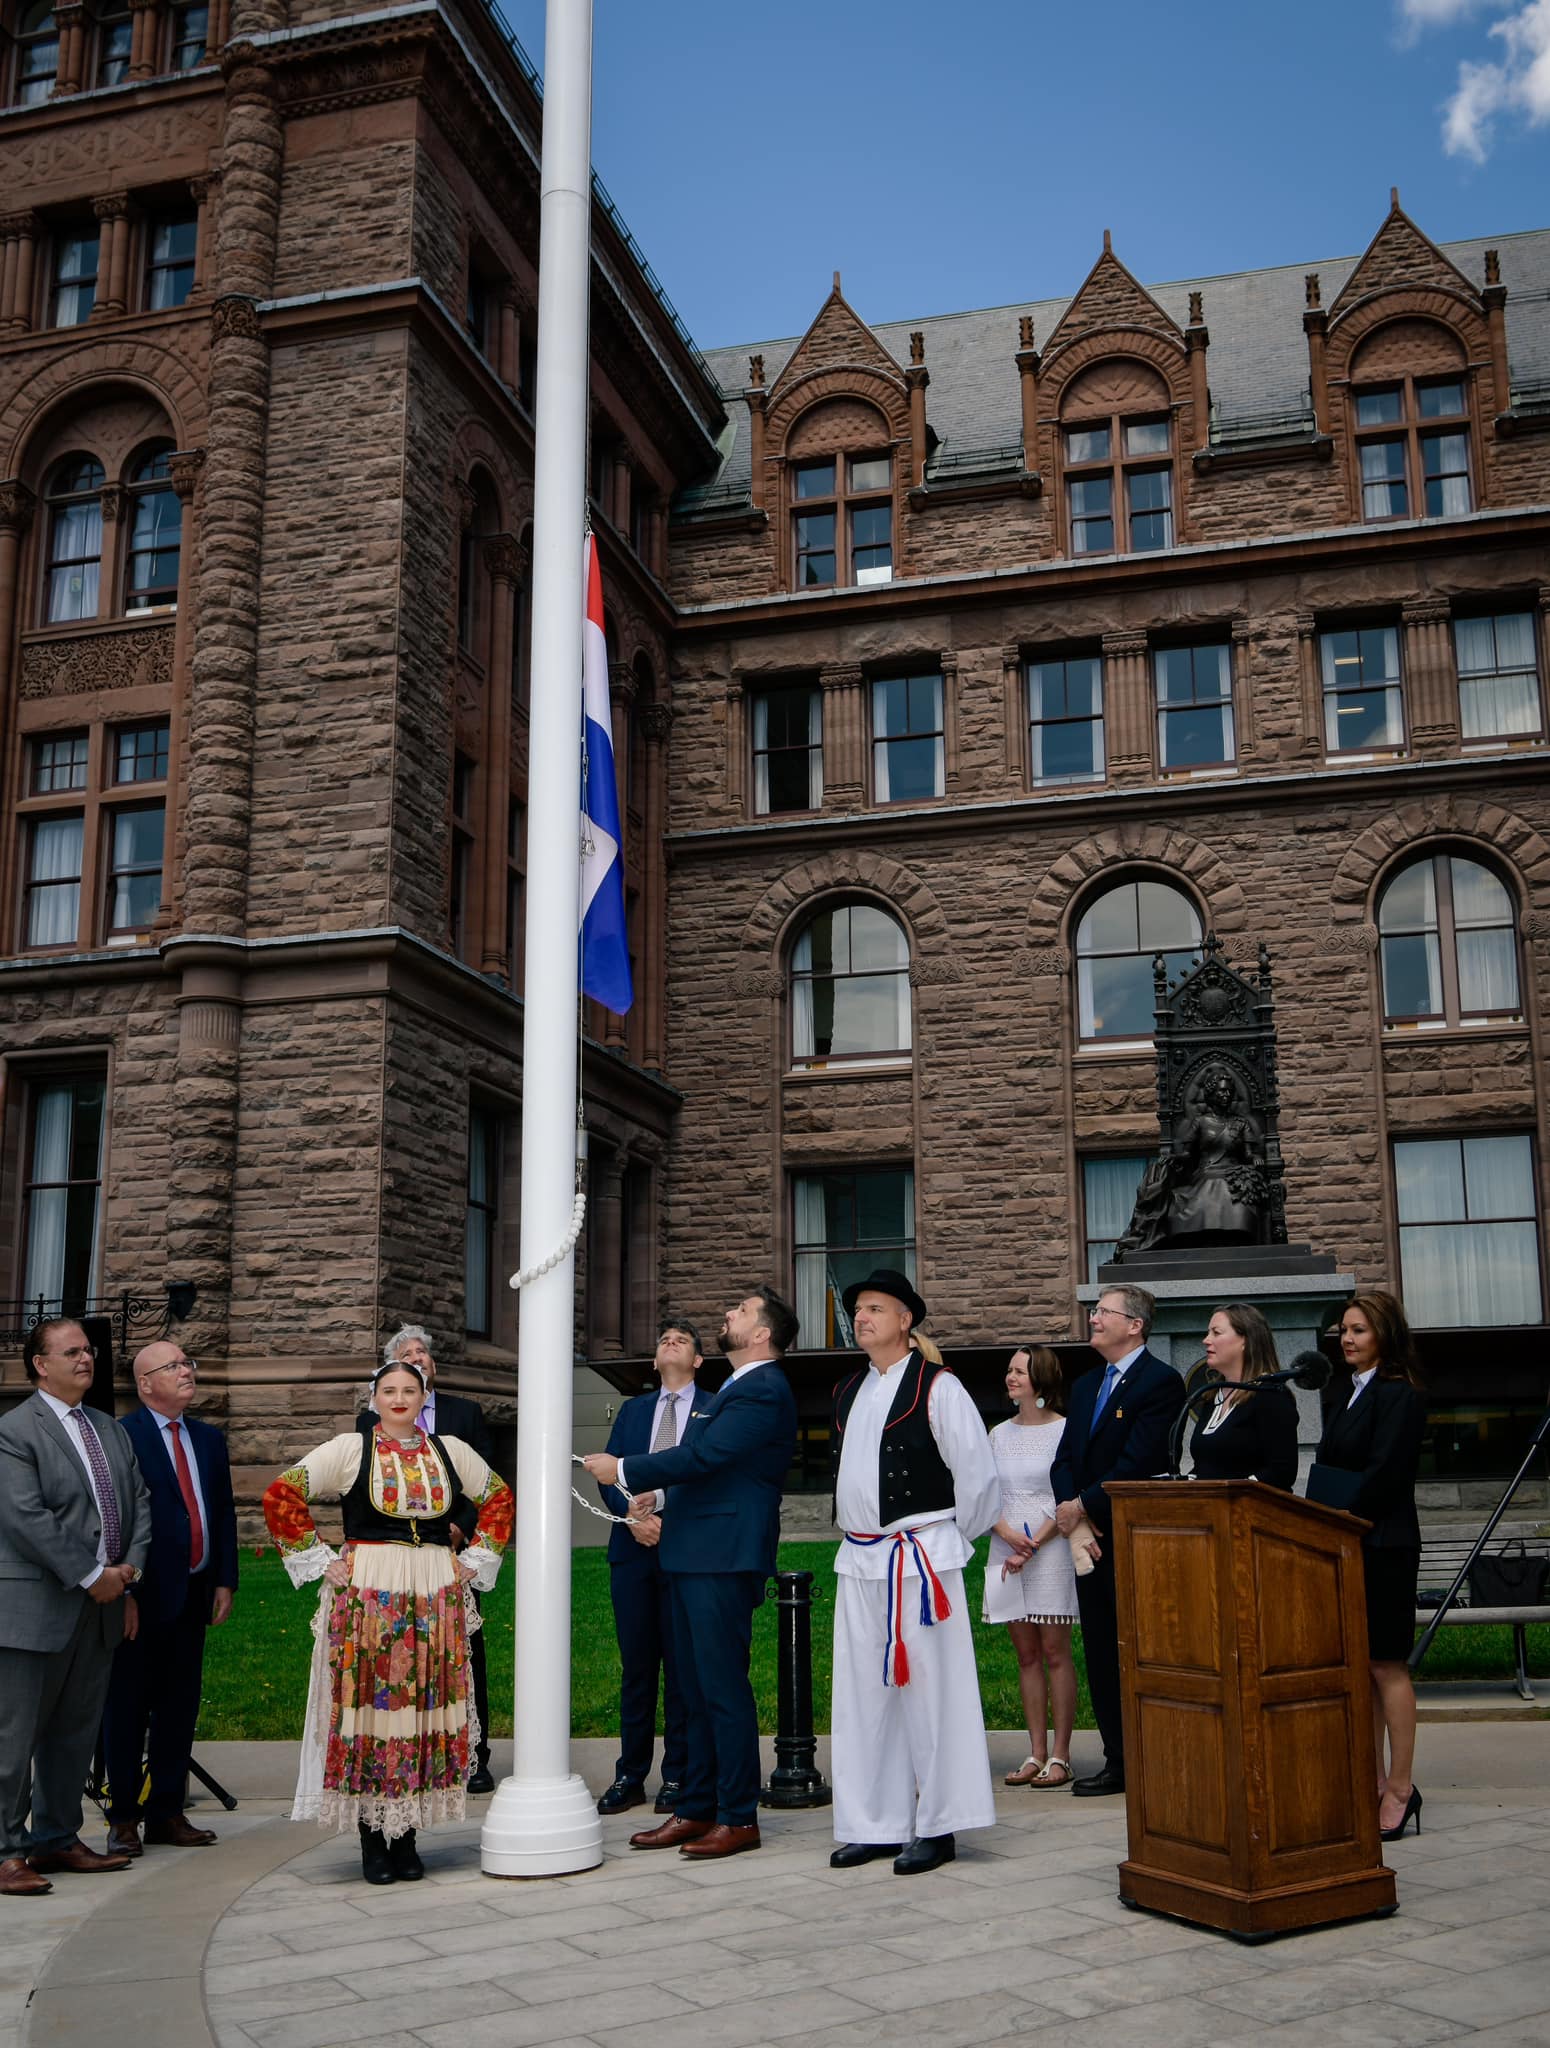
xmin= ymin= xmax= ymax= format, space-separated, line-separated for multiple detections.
xmin=1092 ymin=1362 xmax=1121 ymax=1426
xmin=650 ymin=1392 xmax=680 ymax=1453
xmin=70 ymin=1407 xmax=122 ymax=1564
xmin=169 ymin=1420 xmax=205 ymax=1570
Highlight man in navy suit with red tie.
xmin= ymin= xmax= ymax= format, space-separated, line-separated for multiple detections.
xmin=103 ymin=1339 xmax=238 ymax=1853
xmin=1051 ymin=1284 xmax=1183 ymax=1798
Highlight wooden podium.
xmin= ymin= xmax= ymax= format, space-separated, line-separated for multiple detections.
xmin=1107 ymin=1479 xmax=1396 ymax=1940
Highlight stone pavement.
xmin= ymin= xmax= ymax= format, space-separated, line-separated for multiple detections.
xmin=10 ymin=1725 xmax=1550 ymax=2048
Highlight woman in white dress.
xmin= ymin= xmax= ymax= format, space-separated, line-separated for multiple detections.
xmin=985 ymin=1346 xmax=1078 ymax=1788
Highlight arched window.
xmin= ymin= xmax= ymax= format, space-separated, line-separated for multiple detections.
xmin=1076 ymin=879 xmax=1201 ymax=1042
xmin=42 ymin=456 xmax=105 ymax=624
xmin=790 ymin=902 xmax=910 ymax=1067
xmin=1378 ymin=853 xmax=1520 ymax=1025
xmin=1060 ymin=360 xmax=1174 ymax=557
xmin=457 ymin=473 xmax=498 ymax=655
xmin=13 ymin=1 xmax=58 ymax=104
xmin=169 ymin=0 xmax=207 ymax=71
xmin=124 ymin=445 xmax=181 ymax=609
xmin=1349 ymin=322 xmax=1473 ymax=522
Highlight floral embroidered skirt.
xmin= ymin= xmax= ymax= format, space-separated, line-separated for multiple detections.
xmin=293 ymin=1543 xmax=479 ymax=1840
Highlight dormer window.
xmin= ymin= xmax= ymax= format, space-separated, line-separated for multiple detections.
xmin=1355 ymin=375 xmax=1472 ymax=521
xmin=1059 ymin=360 xmax=1176 ymax=558
xmin=792 ymin=453 xmax=892 ymax=589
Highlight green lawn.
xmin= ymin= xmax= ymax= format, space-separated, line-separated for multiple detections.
xmin=196 ymin=1543 xmax=1550 ymax=1742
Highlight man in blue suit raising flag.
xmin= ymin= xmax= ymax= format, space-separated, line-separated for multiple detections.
xmin=580 ymin=533 xmax=633 ymax=1014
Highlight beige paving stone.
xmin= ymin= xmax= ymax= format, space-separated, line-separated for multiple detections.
xmin=1388 ymin=1964 xmax=1550 ymax=2028
xmin=205 ymin=1935 xmax=436 ymax=1996
xmin=240 ymin=1980 xmax=515 ymax=2048
xmin=206 ymin=1981 xmax=364 ymax=2029
xmin=838 ymin=1938 xmax=1093 ymax=2013
xmin=416 ymin=1980 xmax=689 ymax=2048
xmin=1247 ymin=2002 xmax=1475 ymax=2048
xmin=492 ymin=1941 xmax=761 ymax=2010
xmin=583 ymin=1985 xmax=886 ymax=2048
xmin=1013 ymin=1940 xmax=1266 ymax=2019
xmin=1202 ymin=1954 xmax=1460 ymax=2024
xmin=562 ymin=1902 xmax=796 ymax=1959
xmin=772 ymin=1989 xmax=1061 ymax=2048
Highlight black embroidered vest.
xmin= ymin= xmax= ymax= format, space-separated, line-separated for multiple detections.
xmin=833 ymin=1352 xmax=956 ymax=1527
xmin=342 ymin=1417 xmax=459 ymax=1547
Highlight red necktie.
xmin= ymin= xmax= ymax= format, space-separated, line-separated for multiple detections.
xmin=169 ymin=1420 xmax=204 ymax=1570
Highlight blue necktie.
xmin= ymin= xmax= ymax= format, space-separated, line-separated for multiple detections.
xmin=1092 ymin=1363 xmax=1121 ymax=1425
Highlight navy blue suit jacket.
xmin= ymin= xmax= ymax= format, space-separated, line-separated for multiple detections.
xmin=122 ymin=1406 xmax=239 ymax=1627
xmin=598 ymin=1385 xmax=713 ymax=1567
xmin=1049 ymin=1348 xmax=1184 ymax=1536
xmin=427 ymin=1389 xmax=496 ymax=1543
xmin=620 ymin=1363 xmax=797 ymax=1578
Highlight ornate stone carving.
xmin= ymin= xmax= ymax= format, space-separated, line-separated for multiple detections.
xmin=1484 ymin=248 xmax=1501 ymax=287
xmin=1188 ymin=291 xmax=1204 ymax=326
xmin=168 ymin=448 xmax=206 ymax=502
xmin=188 ymin=173 xmax=221 ymax=205
xmin=99 ymin=484 xmax=128 ymax=523
xmin=180 ymin=1001 xmax=241 ymax=1049
xmin=1100 ymin=630 xmax=1148 ymax=659
xmin=819 ymin=663 xmax=864 ymax=691
xmin=909 ymin=330 xmax=925 ymax=365
xmin=1013 ymin=946 xmax=1070 ymax=977
xmin=0 ymin=210 xmax=41 ymax=238
xmin=1018 ymin=314 xmax=1035 ymax=348
xmin=1518 ymin=908 xmax=1550 ymax=940
xmin=209 ymin=294 xmax=262 ymax=343
xmin=20 ymin=623 xmax=174 ymax=700
xmin=482 ymin=534 xmax=526 ymax=584
xmin=747 ymin=353 xmax=764 ymax=388
xmin=908 ymin=954 xmax=964 ymax=987
xmin=1304 ymin=272 xmax=1321 ymax=308
xmin=93 ymin=192 xmax=131 ymax=223
xmin=640 ymin=703 xmax=674 ymax=742
xmin=1320 ymin=923 xmax=1380 ymax=954
xmin=0 ymin=479 xmax=37 ymax=533
xmin=608 ymin=663 xmax=638 ymax=705
xmin=747 ymin=967 xmax=786 ymax=998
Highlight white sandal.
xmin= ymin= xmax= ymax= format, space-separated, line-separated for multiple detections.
xmin=1031 ymin=1757 xmax=1073 ymax=1788
xmin=1004 ymin=1756 xmax=1047 ymax=1786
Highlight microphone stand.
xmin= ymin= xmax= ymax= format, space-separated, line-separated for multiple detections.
xmin=1409 ymin=1402 xmax=1550 ymax=1676
xmin=1168 ymin=1372 xmax=1226 ymax=1479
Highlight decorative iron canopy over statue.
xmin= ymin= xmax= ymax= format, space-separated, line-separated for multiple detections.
xmin=1105 ymin=934 xmax=1336 ymax=1281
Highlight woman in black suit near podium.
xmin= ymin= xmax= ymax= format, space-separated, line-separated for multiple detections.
xmin=1314 ymin=1291 xmax=1426 ymax=1841
xmin=1188 ymin=1303 xmax=1298 ymax=1489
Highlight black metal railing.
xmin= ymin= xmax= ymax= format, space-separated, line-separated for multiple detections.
xmin=0 ymin=1286 xmax=191 ymax=1357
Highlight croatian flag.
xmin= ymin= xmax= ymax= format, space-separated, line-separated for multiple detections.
xmin=580 ymin=534 xmax=633 ymax=1013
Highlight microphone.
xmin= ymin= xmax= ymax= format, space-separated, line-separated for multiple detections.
xmin=1237 ymin=1350 xmax=1333 ymax=1394
xmin=1167 ymin=1369 xmax=1226 ymax=1478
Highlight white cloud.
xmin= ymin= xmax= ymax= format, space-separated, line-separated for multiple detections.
xmin=1400 ymin=0 xmax=1550 ymax=159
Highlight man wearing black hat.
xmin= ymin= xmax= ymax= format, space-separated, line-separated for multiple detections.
xmin=828 ymin=1271 xmax=1000 ymax=1875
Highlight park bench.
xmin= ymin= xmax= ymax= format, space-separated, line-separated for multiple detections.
xmin=1414 ymin=1526 xmax=1549 ymax=1702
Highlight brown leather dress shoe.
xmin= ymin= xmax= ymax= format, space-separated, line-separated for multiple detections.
xmin=628 ymin=1815 xmax=713 ymax=1851
xmin=0 ymin=1855 xmax=52 ymax=1895
xmin=106 ymin=1822 xmax=144 ymax=1858
xmin=144 ymin=1814 xmax=218 ymax=1847
xmin=26 ymin=1838 xmax=132 ymax=1874
xmin=678 ymin=1822 xmax=761 ymax=1859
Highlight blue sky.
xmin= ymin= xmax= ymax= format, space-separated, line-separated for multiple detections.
xmin=495 ymin=0 xmax=1550 ymax=351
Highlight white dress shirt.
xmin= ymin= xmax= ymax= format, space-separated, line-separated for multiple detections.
xmin=1347 ymin=1366 xmax=1377 ymax=1409
xmin=835 ymin=1355 xmax=1000 ymax=1580
xmin=618 ymin=1361 xmax=767 ymax=1504
xmin=37 ymin=1388 xmax=109 ymax=1588
xmin=150 ymin=1406 xmax=210 ymax=1572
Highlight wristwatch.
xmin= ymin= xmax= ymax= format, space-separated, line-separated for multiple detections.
xmin=123 ymin=1565 xmax=143 ymax=1585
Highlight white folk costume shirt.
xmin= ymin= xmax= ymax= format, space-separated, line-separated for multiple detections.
xmin=834 ymin=1355 xmax=1000 ymax=1580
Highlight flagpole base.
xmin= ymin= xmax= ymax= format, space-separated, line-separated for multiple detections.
xmin=480 ymin=1773 xmax=603 ymax=1878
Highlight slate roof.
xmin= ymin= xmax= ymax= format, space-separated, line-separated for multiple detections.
xmin=689 ymin=227 xmax=1550 ymax=499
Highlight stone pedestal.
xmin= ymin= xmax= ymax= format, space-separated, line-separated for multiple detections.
xmin=1079 ymin=1254 xmax=1354 ymax=1478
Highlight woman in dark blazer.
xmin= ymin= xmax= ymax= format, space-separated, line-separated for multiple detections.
xmin=1314 ymin=1290 xmax=1426 ymax=1840
xmin=1188 ymin=1302 xmax=1298 ymax=1490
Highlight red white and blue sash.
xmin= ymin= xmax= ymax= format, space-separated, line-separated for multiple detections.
xmin=844 ymin=1527 xmax=953 ymax=1686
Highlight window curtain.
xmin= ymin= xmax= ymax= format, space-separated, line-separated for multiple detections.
xmin=793 ymin=1177 xmax=829 ymax=1346
xmin=23 ymin=1085 xmax=78 ymax=1304
xmin=790 ymin=924 xmax=816 ymax=1059
xmin=1456 ymin=613 xmax=1540 ymax=738
xmin=1396 ymin=1136 xmax=1541 ymax=1326
xmin=752 ymin=693 xmax=770 ymax=816
xmin=27 ymin=817 xmax=82 ymax=946
xmin=1083 ymin=1156 xmax=1147 ymax=1280
xmin=48 ymin=500 xmax=101 ymax=623
xmin=806 ymin=689 xmax=824 ymax=809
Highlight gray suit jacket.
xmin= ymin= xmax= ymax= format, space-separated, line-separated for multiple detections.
xmin=0 ymin=1393 xmax=151 ymax=1653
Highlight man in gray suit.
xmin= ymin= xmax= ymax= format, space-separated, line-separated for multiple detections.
xmin=0 ymin=1318 xmax=150 ymax=1896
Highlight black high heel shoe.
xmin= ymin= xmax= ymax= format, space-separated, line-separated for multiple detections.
xmin=1379 ymin=1786 xmax=1422 ymax=1841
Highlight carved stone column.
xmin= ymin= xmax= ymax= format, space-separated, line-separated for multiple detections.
xmin=1303 ymin=276 xmax=1330 ymax=435
xmin=1230 ymin=617 xmax=1255 ymax=758
xmin=1403 ymin=596 xmax=1458 ymax=755
xmin=0 ymin=227 xmax=17 ymax=334
xmin=53 ymin=0 xmax=86 ymax=94
xmin=94 ymin=193 xmax=133 ymax=318
xmin=723 ymin=680 xmax=746 ymax=811
xmin=1002 ymin=640 xmax=1025 ymax=780
xmin=1185 ymin=292 xmax=1210 ymax=449
xmin=479 ymin=534 xmax=524 ymax=978
xmin=1295 ymin=612 xmax=1322 ymax=757
xmin=746 ymin=357 xmax=767 ymax=509
xmin=189 ymin=174 xmax=219 ymax=296
xmin=0 ymin=483 xmax=38 ymax=919
xmin=1101 ymin=630 xmax=1152 ymax=782
xmin=611 ymin=445 xmax=632 ymax=538
xmin=181 ymin=49 xmax=280 ymax=938
xmin=165 ymin=945 xmax=244 ymax=1364
xmin=128 ymin=0 xmax=160 ymax=82
xmin=497 ymin=287 xmax=520 ymax=390
xmin=819 ymin=662 xmax=865 ymax=805
xmin=209 ymin=0 xmax=232 ymax=56
xmin=640 ymin=702 xmax=672 ymax=1073
xmin=1015 ymin=317 xmax=1040 ymax=464
xmin=1482 ymin=250 xmax=1510 ymax=417
xmin=159 ymin=449 xmax=205 ymax=920
xmin=905 ymin=331 xmax=929 ymax=488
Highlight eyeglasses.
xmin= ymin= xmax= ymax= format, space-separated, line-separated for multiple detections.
xmin=145 ymin=1357 xmax=198 ymax=1377
xmin=1089 ymin=1308 xmax=1135 ymax=1322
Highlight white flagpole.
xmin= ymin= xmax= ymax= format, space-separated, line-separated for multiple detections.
xmin=481 ymin=0 xmax=602 ymax=1879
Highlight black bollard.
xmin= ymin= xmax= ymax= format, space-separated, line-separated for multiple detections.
xmin=760 ymin=1569 xmax=831 ymax=1808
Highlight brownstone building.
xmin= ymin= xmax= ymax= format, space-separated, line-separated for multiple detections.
xmin=0 ymin=1 xmax=1546 ymax=1503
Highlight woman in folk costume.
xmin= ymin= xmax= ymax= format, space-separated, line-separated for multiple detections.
xmin=262 ymin=1356 xmax=513 ymax=1884
xmin=829 ymin=1270 xmax=1000 ymax=1876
